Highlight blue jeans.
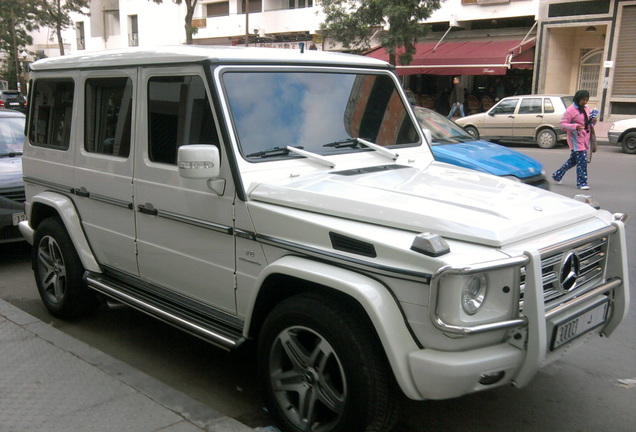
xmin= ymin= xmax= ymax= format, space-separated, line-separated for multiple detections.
xmin=448 ymin=103 xmax=465 ymax=119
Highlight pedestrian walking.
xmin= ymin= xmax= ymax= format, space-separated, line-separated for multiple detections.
xmin=552 ymin=90 xmax=597 ymax=190
xmin=447 ymin=76 xmax=465 ymax=119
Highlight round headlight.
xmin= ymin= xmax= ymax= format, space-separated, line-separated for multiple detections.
xmin=462 ymin=274 xmax=487 ymax=315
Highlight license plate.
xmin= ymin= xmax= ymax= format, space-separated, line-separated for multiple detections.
xmin=12 ymin=212 xmax=26 ymax=225
xmin=9 ymin=102 xmax=19 ymax=106
xmin=551 ymin=300 xmax=609 ymax=350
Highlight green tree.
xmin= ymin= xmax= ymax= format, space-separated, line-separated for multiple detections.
xmin=320 ymin=0 xmax=441 ymax=66
xmin=0 ymin=0 xmax=41 ymax=90
xmin=39 ymin=0 xmax=90 ymax=56
xmin=150 ymin=0 xmax=199 ymax=44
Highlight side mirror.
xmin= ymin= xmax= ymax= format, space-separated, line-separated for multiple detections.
xmin=488 ymin=111 xmax=496 ymax=117
xmin=178 ymin=145 xmax=220 ymax=180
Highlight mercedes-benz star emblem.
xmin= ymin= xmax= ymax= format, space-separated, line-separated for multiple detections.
xmin=559 ymin=251 xmax=580 ymax=292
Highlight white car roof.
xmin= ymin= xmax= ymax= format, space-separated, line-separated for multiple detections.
xmin=30 ymin=45 xmax=392 ymax=71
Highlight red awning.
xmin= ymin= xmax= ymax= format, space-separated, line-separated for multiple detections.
xmin=366 ymin=37 xmax=535 ymax=76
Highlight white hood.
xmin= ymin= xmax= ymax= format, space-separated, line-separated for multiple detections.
xmin=248 ymin=163 xmax=597 ymax=247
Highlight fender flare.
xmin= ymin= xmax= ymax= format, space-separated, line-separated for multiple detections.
xmin=26 ymin=191 xmax=101 ymax=273
xmin=245 ymin=255 xmax=423 ymax=399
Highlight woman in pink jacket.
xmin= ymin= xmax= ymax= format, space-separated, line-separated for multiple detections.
xmin=552 ymin=90 xmax=596 ymax=190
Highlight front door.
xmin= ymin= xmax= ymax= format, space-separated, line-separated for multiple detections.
xmin=481 ymin=97 xmax=518 ymax=139
xmin=133 ymin=66 xmax=237 ymax=314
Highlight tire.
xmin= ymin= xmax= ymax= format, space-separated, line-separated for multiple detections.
xmin=464 ymin=125 xmax=480 ymax=139
xmin=536 ymin=128 xmax=557 ymax=149
xmin=33 ymin=217 xmax=100 ymax=318
xmin=258 ymin=292 xmax=398 ymax=432
xmin=621 ymin=131 xmax=636 ymax=154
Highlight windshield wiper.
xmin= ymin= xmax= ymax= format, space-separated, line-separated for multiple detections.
xmin=0 ymin=151 xmax=23 ymax=157
xmin=322 ymin=138 xmax=361 ymax=149
xmin=246 ymin=146 xmax=298 ymax=158
xmin=323 ymin=137 xmax=398 ymax=160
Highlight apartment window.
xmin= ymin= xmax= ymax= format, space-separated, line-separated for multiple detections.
xmin=288 ymin=0 xmax=313 ymax=8
xmin=240 ymin=0 xmax=262 ymax=13
xmin=85 ymin=77 xmax=133 ymax=157
xmin=29 ymin=79 xmax=75 ymax=150
xmin=207 ymin=1 xmax=229 ymax=16
xmin=148 ymin=75 xmax=219 ymax=164
xmin=76 ymin=22 xmax=85 ymax=50
xmin=579 ymin=49 xmax=602 ymax=98
xmin=128 ymin=15 xmax=139 ymax=46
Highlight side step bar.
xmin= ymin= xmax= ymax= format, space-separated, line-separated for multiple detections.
xmin=84 ymin=272 xmax=245 ymax=351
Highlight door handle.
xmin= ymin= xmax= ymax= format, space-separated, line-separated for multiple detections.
xmin=73 ymin=187 xmax=90 ymax=198
xmin=138 ymin=203 xmax=158 ymax=216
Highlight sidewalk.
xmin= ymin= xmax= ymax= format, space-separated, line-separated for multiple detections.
xmin=0 ymin=298 xmax=255 ymax=432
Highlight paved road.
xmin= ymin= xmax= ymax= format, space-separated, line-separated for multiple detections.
xmin=1 ymin=144 xmax=634 ymax=431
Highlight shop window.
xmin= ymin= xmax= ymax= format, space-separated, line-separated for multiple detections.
xmin=29 ymin=79 xmax=75 ymax=150
xmin=85 ymin=77 xmax=133 ymax=157
xmin=579 ymin=49 xmax=602 ymax=98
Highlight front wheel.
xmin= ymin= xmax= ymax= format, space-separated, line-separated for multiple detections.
xmin=258 ymin=293 xmax=397 ymax=432
xmin=464 ymin=125 xmax=480 ymax=139
xmin=33 ymin=217 xmax=100 ymax=318
xmin=621 ymin=132 xmax=636 ymax=154
xmin=536 ymin=128 xmax=557 ymax=149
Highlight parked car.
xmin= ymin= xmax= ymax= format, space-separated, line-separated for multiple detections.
xmin=455 ymin=95 xmax=573 ymax=149
xmin=414 ymin=107 xmax=549 ymax=189
xmin=608 ymin=117 xmax=636 ymax=154
xmin=0 ymin=90 xmax=27 ymax=113
xmin=0 ymin=109 xmax=26 ymax=243
xmin=19 ymin=47 xmax=629 ymax=432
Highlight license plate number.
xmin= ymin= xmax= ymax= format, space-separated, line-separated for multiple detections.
xmin=551 ymin=300 xmax=609 ymax=350
xmin=12 ymin=212 xmax=26 ymax=225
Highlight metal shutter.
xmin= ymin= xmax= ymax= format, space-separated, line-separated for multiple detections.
xmin=613 ymin=5 xmax=636 ymax=96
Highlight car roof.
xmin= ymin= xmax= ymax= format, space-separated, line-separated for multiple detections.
xmin=30 ymin=45 xmax=392 ymax=72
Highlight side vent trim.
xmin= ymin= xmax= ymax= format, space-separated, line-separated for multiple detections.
xmin=329 ymin=232 xmax=377 ymax=258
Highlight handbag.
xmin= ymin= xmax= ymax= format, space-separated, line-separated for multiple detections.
xmin=587 ymin=126 xmax=598 ymax=163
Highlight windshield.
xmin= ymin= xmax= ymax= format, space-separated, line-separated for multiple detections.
xmin=0 ymin=116 xmax=25 ymax=154
xmin=413 ymin=107 xmax=474 ymax=145
xmin=222 ymin=70 xmax=420 ymax=160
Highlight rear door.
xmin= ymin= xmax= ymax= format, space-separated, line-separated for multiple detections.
xmin=512 ymin=97 xmax=544 ymax=139
xmin=73 ymin=71 xmax=138 ymax=275
xmin=133 ymin=66 xmax=237 ymax=313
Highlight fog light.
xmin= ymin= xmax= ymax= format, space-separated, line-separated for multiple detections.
xmin=479 ymin=371 xmax=505 ymax=385
xmin=461 ymin=273 xmax=487 ymax=315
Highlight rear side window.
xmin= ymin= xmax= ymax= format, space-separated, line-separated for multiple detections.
xmin=29 ymin=79 xmax=74 ymax=149
xmin=147 ymin=75 xmax=218 ymax=165
xmin=85 ymin=77 xmax=133 ymax=157
xmin=519 ymin=98 xmax=542 ymax=114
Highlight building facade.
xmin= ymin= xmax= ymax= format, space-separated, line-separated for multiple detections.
xmin=25 ymin=0 xmax=634 ymax=120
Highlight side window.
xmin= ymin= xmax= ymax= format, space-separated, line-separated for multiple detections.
xmin=492 ymin=98 xmax=518 ymax=115
xmin=85 ymin=77 xmax=133 ymax=157
xmin=28 ymin=79 xmax=74 ymax=149
xmin=544 ymin=98 xmax=555 ymax=113
xmin=518 ymin=98 xmax=542 ymax=114
xmin=147 ymin=75 xmax=218 ymax=165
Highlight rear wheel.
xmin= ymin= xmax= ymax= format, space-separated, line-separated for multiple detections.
xmin=258 ymin=292 xmax=397 ymax=432
xmin=621 ymin=132 xmax=636 ymax=154
xmin=537 ymin=128 xmax=557 ymax=149
xmin=33 ymin=217 xmax=100 ymax=318
xmin=464 ymin=125 xmax=480 ymax=139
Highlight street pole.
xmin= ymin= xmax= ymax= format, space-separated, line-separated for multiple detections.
xmin=245 ymin=0 xmax=249 ymax=47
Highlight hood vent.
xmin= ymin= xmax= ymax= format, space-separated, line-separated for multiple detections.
xmin=329 ymin=232 xmax=377 ymax=258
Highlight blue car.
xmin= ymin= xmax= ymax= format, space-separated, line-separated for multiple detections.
xmin=414 ymin=107 xmax=549 ymax=189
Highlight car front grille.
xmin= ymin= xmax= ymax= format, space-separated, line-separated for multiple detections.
xmin=0 ymin=187 xmax=25 ymax=203
xmin=520 ymin=232 xmax=610 ymax=312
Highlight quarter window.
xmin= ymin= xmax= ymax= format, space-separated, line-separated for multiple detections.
xmin=85 ymin=77 xmax=133 ymax=157
xmin=544 ymin=98 xmax=555 ymax=113
xmin=28 ymin=79 xmax=74 ymax=150
xmin=147 ymin=75 xmax=219 ymax=165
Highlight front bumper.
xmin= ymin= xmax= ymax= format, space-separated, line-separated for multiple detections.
xmin=608 ymin=131 xmax=621 ymax=145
